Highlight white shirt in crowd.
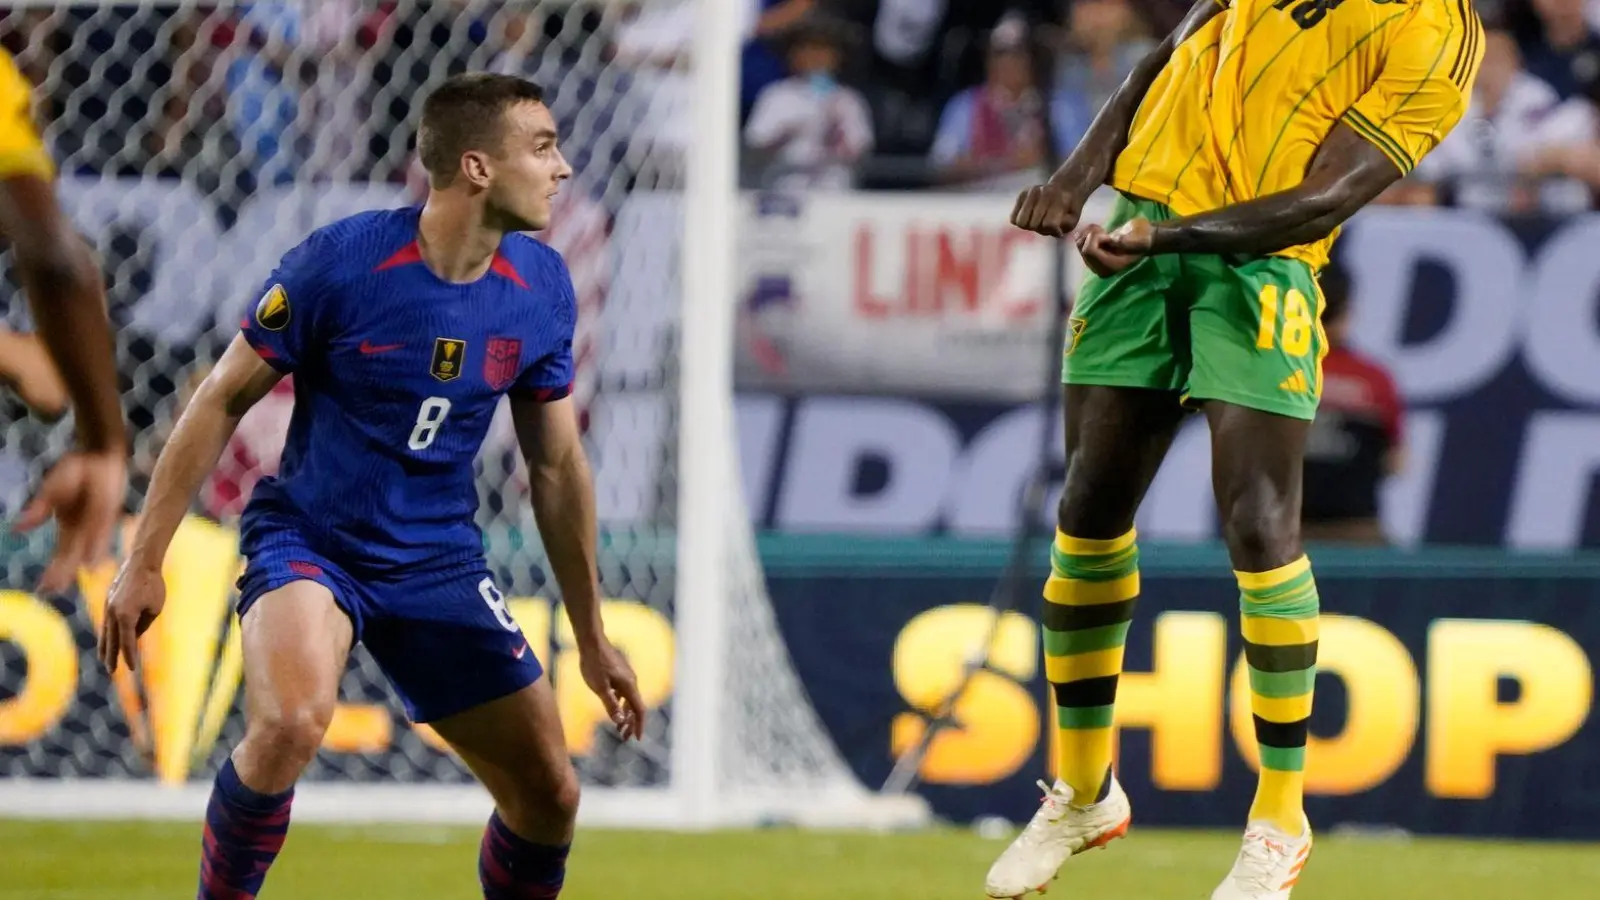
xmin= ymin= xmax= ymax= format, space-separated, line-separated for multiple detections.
xmin=1417 ymin=71 xmax=1596 ymax=211
xmin=744 ymin=77 xmax=875 ymax=190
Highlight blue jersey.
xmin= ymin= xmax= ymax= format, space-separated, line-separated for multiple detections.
xmin=238 ymin=206 xmax=575 ymax=573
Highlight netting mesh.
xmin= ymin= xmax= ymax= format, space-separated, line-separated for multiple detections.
xmin=0 ymin=0 xmax=860 ymax=807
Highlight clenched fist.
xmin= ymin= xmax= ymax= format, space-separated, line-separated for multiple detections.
xmin=1010 ymin=182 xmax=1085 ymax=238
xmin=1075 ymin=218 xmax=1153 ymax=277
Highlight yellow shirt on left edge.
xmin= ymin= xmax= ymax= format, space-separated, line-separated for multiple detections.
xmin=0 ymin=48 xmax=54 ymax=180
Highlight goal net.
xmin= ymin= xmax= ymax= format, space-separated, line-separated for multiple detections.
xmin=0 ymin=0 xmax=927 ymax=829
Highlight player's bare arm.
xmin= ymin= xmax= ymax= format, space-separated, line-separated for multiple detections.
xmin=1091 ymin=123 xmax=1401 ymax=259
xmin=510 ymin=394 xmax=645 ymax=740
xmin=1010 ymin=0 xmax=1225 ymax=237
xmin=0 ymin=324 xmax=67 ymax=419
xmin=100 ymin=334 xmax=282 ymax=671
xmin=1 ymin=174 xmax=130 ymax=592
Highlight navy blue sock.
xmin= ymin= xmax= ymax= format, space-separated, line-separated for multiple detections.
xmin=197 ymin=757 xmax=293 ymax=900
xmin=478 ymin=810 xmax=569 ymax=899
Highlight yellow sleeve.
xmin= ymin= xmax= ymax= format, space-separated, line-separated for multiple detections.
xmin=1341 ymin=12 xmax=1483 ymax=176
xmin=0 ymin=50 xmax=53 ymax=181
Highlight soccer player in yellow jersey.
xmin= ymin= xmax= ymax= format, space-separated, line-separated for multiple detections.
xmin=986 ymin=0 xmax=1482 ymax=898
xmin=0 ymin=48 xmax=127 ymax=593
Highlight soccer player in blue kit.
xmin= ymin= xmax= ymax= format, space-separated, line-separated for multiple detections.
xmin=99 ymin=74 xmax=644 ymax=900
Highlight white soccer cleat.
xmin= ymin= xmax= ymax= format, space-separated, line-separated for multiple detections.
xmin=983 ymin=776 xmax=1131 ymax=898
xmin=1210 ymin=817 xmax=1313 ymax=900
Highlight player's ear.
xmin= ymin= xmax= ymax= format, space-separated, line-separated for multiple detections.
xmin=460 ymin=150 xmax=493 ymax=189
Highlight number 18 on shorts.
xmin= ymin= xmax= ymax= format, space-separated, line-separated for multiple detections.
xmin=1063 ymin=194 xmax=1327 ymax=421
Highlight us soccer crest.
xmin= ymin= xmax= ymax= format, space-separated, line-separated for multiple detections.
xmin=255 ymin=284 xmax=290 ymax=331
xmin=432 ymin=338 xmax=467 ymax=382
xmin=484 ymin=337 xmax=522 ymax=391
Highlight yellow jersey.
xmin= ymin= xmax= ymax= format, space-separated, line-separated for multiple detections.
xmin=1111 ymin=0 xmax=1483 ymax=269
xmin=0 ymin=48 xmax=53 ymax=181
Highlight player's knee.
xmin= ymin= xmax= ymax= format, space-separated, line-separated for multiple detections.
xmin=547 ymin=771 xmax=581 ymax=824
xmin=1221 ymin=495 xmax=1300 ymax=569
xmin=247 ymin=702 xmax=333 ymax=770
xmin=506 ymin=765 xmax=581 ymax=828
xmin=1056 ymin=464 xmax=1137 ymax=540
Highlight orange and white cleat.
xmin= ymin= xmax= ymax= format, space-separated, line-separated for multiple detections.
xmin=1210 ymin=817 xmax=1313 ymax=900
xmin=983 ymin=777 xmax=1131 ymax=899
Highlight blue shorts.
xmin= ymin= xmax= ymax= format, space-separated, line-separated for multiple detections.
xmin=236 ymin=510 xmax=543 ymax=724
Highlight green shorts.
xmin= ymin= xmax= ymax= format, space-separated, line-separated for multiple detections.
xmin=1063 ymin=193 xmax=1328 ymax=420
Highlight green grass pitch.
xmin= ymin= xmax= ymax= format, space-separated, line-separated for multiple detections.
xmin=5 ymin=820 xmax=1599 ymax=899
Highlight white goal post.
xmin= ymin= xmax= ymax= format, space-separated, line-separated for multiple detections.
xmin=0 ymin=0 xmax=930 ymax=830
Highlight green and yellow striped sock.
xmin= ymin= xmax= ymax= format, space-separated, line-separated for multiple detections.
xmin=1238 ymin=555 xmax=1320 ymax=836
xmin=1043 ymin=528 xmax=1139 ymax=802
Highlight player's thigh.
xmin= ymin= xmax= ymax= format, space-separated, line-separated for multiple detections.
xmin=1064 ymin=198 xmax=1188 ymax=394
xmin=361 ymin=567 xmax=569 ymax=830
xmin=360 ymin=566 xmax=542 ymax=726
xmin=1058 ymin=383 xmax=1187 ymax=538
xmin=430 ymin=677 xmax=580 ymax=831
xmin=239 ymin=578 xmax=353 ymax=738
xmin=1184 ymin=255 xmax=1327 ymax=421
xmin=1205 ymin=399 xmax=1311 ymax=571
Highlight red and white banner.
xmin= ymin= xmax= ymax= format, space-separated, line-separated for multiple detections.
xmin=732 ymin=192 xmax=1097 ymax=401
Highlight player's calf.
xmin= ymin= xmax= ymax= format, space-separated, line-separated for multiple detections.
xmin=430 ymin=679 xmax=579 ymax=898
xmin=199 ymin=579 xmax=351 ymax=900
xmin=1206 ymin=403 xmax=1320 ymax=842
xmin=478 ymin=758 xmax=580 ymax=896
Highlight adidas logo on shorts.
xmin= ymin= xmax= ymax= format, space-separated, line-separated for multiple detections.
xmin=1278 ymin=371 xmax=1311 ymax=393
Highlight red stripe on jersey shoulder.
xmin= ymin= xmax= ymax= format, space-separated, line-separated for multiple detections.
xmin=375 ymin=240 xmax=424 ymax=272
xmin=491 ymin=252 xmax=529 ymax=289
xmin=378 ymin=242 xmax=529 ymax=289
xmin=514 ymin=382 xmax=573 ymax=403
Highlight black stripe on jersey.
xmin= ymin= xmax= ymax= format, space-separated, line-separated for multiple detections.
xmin=1422 ymin=13 xmax=1484 ymax=142
xmin=1449 ymin=0 xmax=1478 ymax=88
xmin=1253 ymin=8 xmax=1412 ymax=194
xmin=1345 ymin=109 xmax=1414 ymax=172
xmin=1378 ymin=4 xmax=1456 ymax=133
xmin=1463 ymin=13 xmax=1484 ymax=88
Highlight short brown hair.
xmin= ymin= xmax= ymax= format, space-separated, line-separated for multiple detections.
xmin=417 ymin=73 xmax=546 ymax=184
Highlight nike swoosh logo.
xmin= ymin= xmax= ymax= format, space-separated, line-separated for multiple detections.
xmin=513 ymin=642 xmax=528 ymax=659
xmin=359 ymin=340 xmax=404 ymax=355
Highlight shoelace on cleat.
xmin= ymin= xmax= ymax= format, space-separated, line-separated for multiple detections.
xmin=1014 ymin=780 xmax=1073 ymax=847
xmin=1231 ymin=832 xmax=1284 ymax=892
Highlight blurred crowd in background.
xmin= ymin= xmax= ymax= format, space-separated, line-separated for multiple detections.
xmin=741 ymin=0 xmax=1600 ymax=211
xmin=0 ymin=0 xmax=1594 ymax=212
xmin=0 ymin=0 xmax=1584 ymax=544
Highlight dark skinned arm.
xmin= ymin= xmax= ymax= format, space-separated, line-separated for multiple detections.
xmin=1099 ymin=121 xmax=1403 ymax=257
xmin=1 ymin=175 xmax=122 ymax=452
xmin=3 ymin=173 xmax=130 ymax=594
xmin=1011 ymin=0 xmax=1226 ymax=237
